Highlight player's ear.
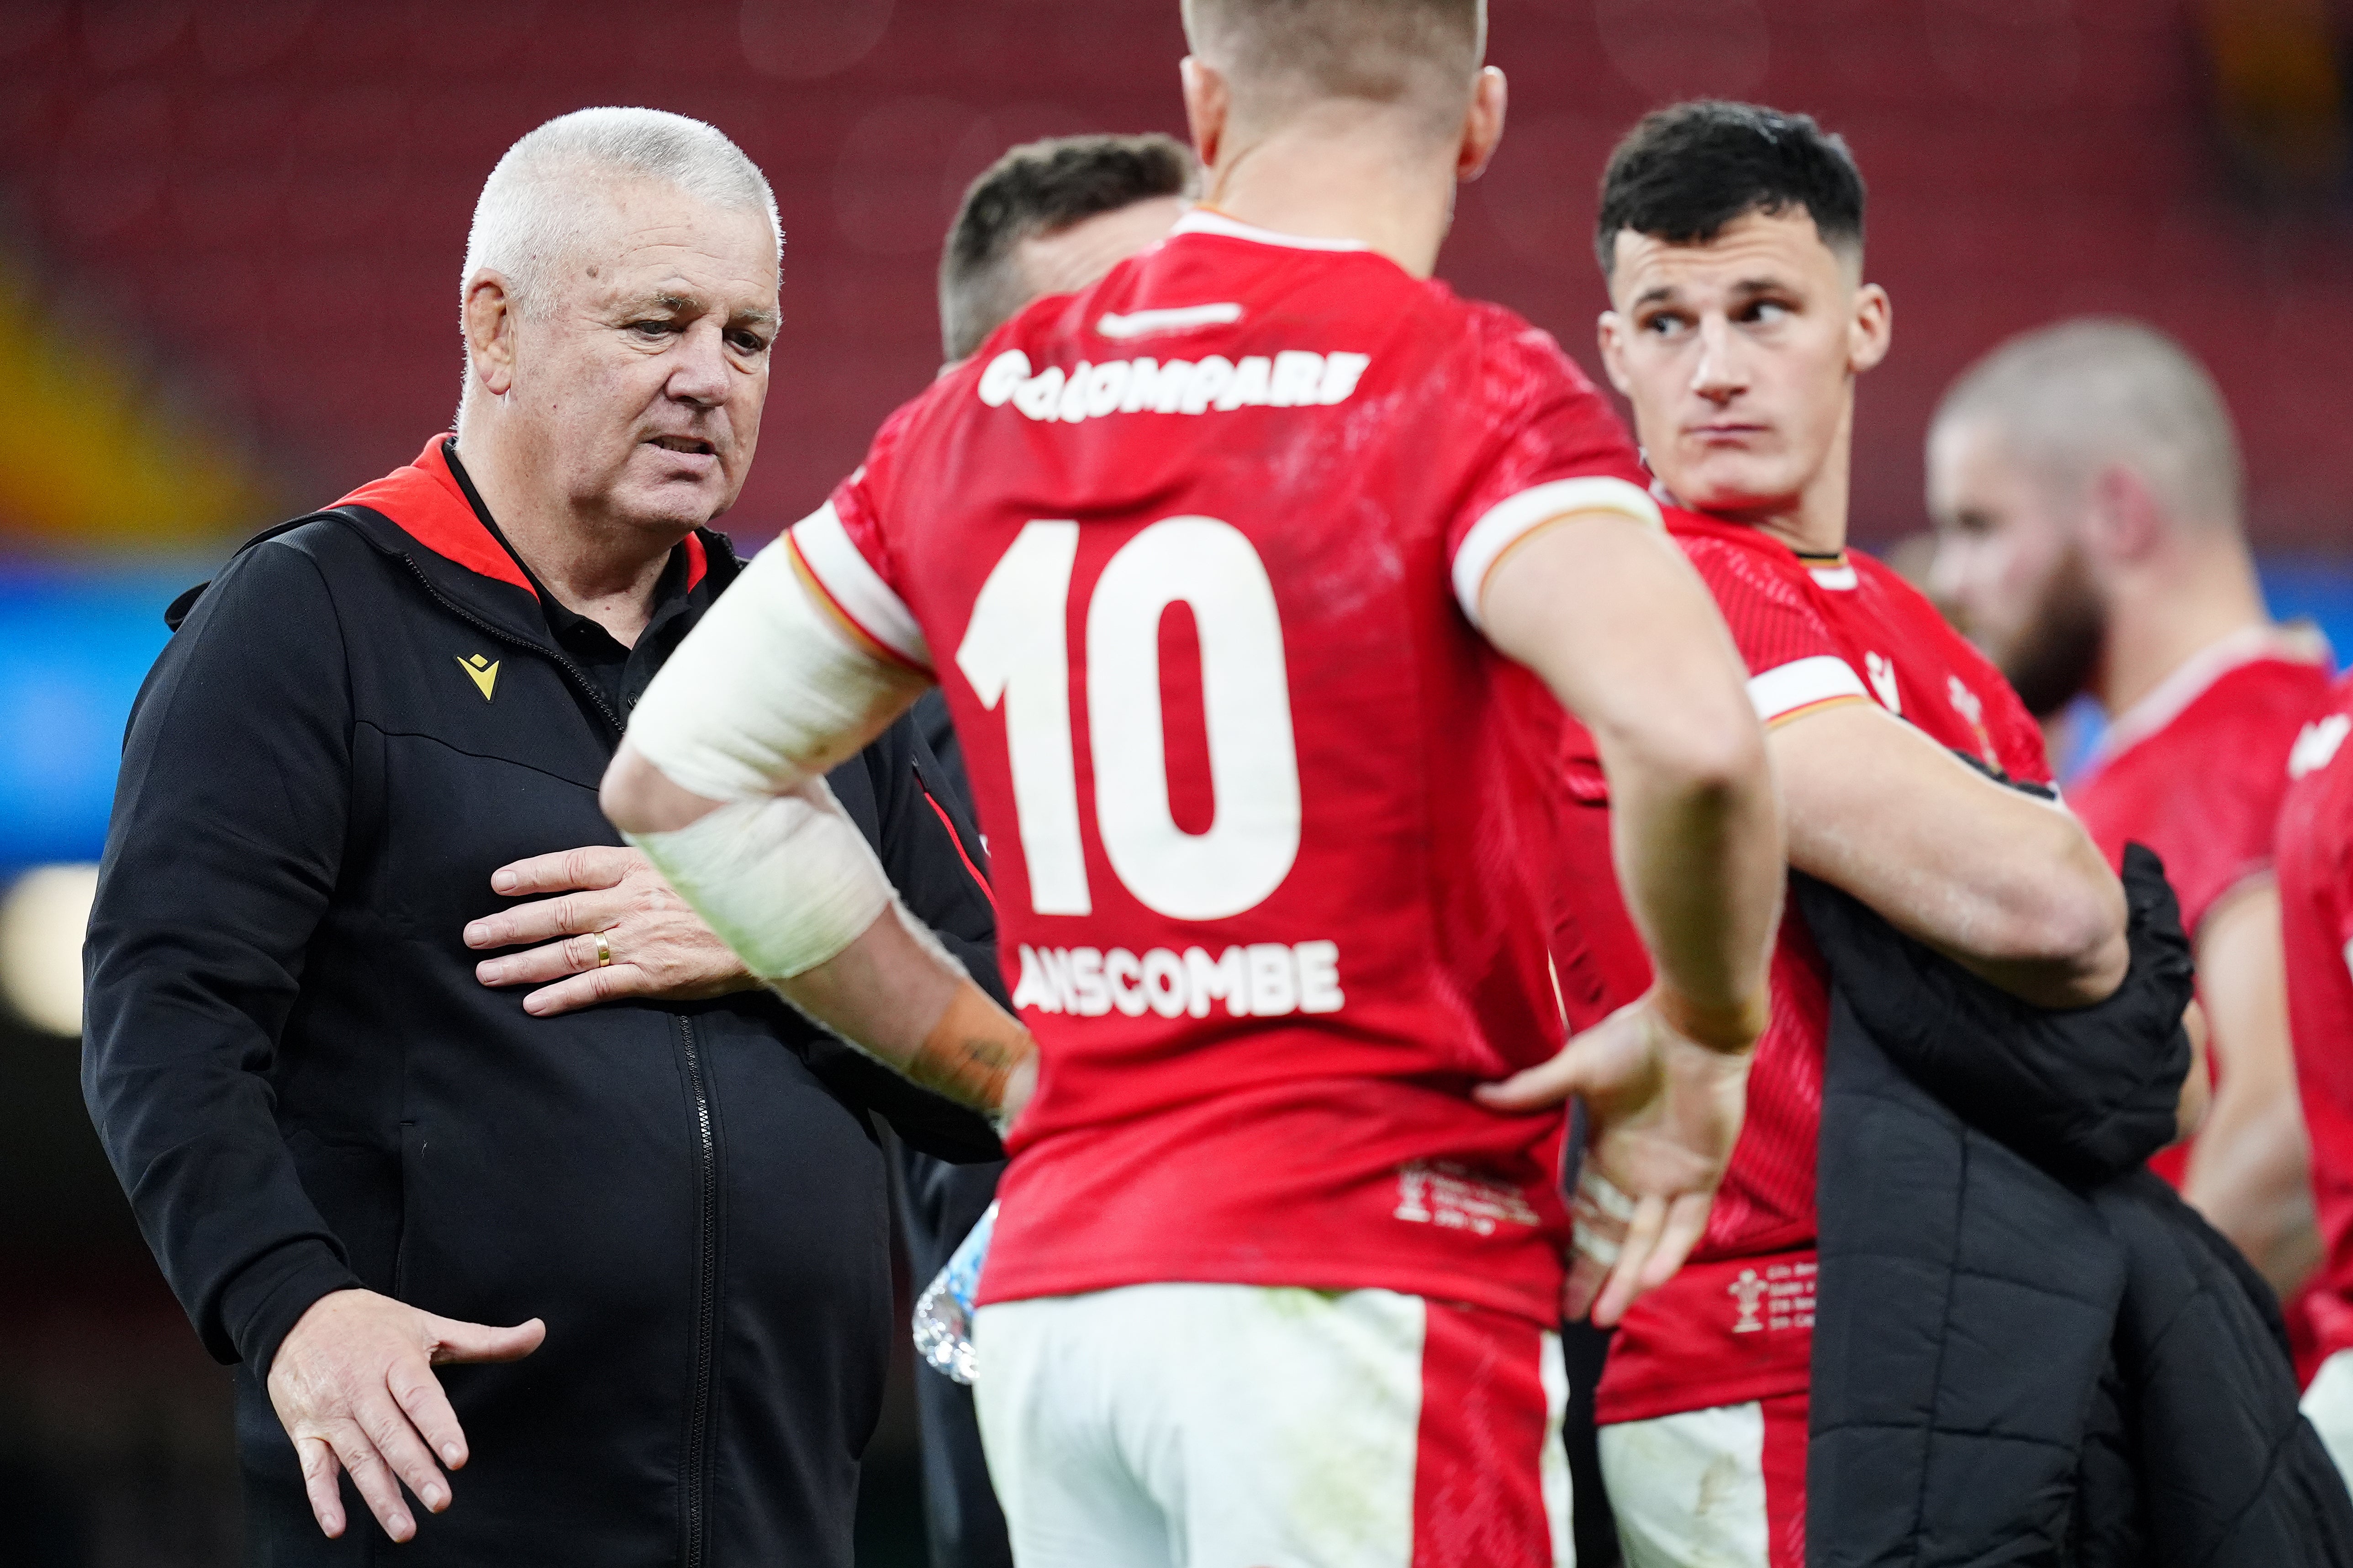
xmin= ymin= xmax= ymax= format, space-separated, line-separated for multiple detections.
xmin=2086 ymin=463 xmax=2164 ymax=564
xmin=1181 ymin=57 xmax=1230 ymax=172
xmin=1457 ymin=66 xmax=1508 ymax=182
xmin=1597 ymin=308 xmax=1634 ymax=397
xmin=464 ymin=270 xmax=519 ymax=398
xmin=1848 ymin=280 xmax=1892 ymax=376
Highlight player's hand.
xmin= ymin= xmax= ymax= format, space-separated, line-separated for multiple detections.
xmin=266 ymin=1289 xmax=544 ymax=1542
xmin=1476 ymin=990 xmax=1756 ymax=1327
xmin=466 ymin=846 xmax=758 ymax=1016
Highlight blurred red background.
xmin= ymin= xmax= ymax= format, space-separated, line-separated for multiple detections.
xmin=1 ymin=0 xmax=2348 ymax=555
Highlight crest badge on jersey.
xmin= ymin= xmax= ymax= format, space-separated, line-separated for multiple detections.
xmin=1865 ymin=650 xmax=1902 ymax=714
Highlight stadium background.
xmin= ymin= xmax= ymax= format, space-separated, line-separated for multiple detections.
xmin=0 ymin=0 xmax=2348 ymax=1561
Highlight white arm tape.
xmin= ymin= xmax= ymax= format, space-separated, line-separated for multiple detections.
xmin=626 ymin=778 xmax=892 ymax=981
xmin=625 ymin=532 xmax=919 ymax=805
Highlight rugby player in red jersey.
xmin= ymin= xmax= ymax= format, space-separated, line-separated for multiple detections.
xmin=1488 ymin=103 xmax=2135 ymax=1568
xmin=1928 ymin=320 xmax=2328 ymax=1310
xmin=600 ymin=4 xmax=1789 ymax=1562
xmin=2278 ymin=674 xmax=2353 ymax=1477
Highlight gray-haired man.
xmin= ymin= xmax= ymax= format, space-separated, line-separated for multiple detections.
xmin=83 ymin=108 xmax=1002 ymax=1565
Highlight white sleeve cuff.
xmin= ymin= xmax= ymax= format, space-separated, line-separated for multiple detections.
xmin=1748 ymin=655 xmax=1868 ymax=724
xmin=1453 ymin=477 xmax=1664 ymax=627
xmin=791 ymin=500 xmax=931 ymax=669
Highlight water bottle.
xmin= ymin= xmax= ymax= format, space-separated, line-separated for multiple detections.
xmin=912 ymin=1200 xmax=996 ymax=1385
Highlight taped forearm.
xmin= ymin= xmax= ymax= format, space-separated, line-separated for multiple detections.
xmin=628 ymin=779 xmax=892 ymax=980
xmin=625 ymin=536 xmax=922 ymax=803
xmin=630 ymin=779 xmax=1039 ymax=1117
xmin=766 ymin=904 xmax=1040 ymax=1120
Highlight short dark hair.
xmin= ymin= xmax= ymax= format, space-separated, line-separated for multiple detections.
xmin=938 ymin=133 xmax=1196 ymax=362
xmin=1594 ymin=100 xmax=1866 ymax=279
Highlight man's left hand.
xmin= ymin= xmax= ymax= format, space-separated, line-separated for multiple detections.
xmin=467 ymin=847 xmax=757 ymax=1016
xmin=1476 ymin=990 xmax=1753 ymax=1327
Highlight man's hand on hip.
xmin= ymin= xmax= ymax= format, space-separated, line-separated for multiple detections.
xmin=466 ymin=846 xmax=758 ymax=1016
xmin=1477 ymin=989 xmax=1756 ymax=1328
xmin=266 ymin=1288 xmax=544 ymax=1542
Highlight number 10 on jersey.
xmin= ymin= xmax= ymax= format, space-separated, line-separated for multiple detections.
xmin=956 ymin=518 xmax=1304 ymax=923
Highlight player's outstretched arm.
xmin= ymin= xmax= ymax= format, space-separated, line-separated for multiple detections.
xmin=1768 ymin=702 xmax=2128 ymax=1009
xmin=1476 ymin=511 xmax=1784 ymax=1325
xmin=2182 ymin=882 xmax=2318 ymax=1294
xmin=600 ymin=542 xmax=1039 ymax=1122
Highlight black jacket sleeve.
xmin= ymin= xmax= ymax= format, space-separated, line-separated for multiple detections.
xmin=1794 ymin=841 xmax=2195 ymax=1188
xmin=82 ymin=538 xmax=365 ymax=1371
xmin=802 ymin=715 xmax=1005 ymax=1164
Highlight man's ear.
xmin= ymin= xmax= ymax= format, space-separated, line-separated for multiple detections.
xmin=1596 ymin=305 xmax=1634 ymax=397
xmin=1458 ymin=66 xmax=1508 ymax=181
xmin=464 ymin=272 xmax=519 ymax=398
xmin=2086 ymin=463 xmax=2165 ymax=565
xmin=1848 ymin=280 xmax=1892 ymax=376
xmin=1181 ymin=56 xmax=1229 ymax=173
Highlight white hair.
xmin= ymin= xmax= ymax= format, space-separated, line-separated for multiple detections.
xmin=462 ymin=106 xmax=781 ymax=320
xmin=1934 ymin=318 xmax=2244 ymax=535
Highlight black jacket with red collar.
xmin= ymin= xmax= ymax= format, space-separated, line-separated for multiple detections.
xmin=82 ymin=437 xmax=1002 ymax=1567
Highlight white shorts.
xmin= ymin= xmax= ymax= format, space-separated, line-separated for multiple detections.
xmin=2304 ymin=1347 xmax=2353 ymax=1485
xmin=972 ymin=1283 xmax=1572 ymax=1568
xmin=1597 ymin=1393 xmax=1807 ymax=1568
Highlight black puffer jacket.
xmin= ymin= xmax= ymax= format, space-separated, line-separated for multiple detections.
xmin=1803 ymin=844 xmax=2353 ymax=1568
xmin=83 ymin=437 xmax=1002 ymax=1566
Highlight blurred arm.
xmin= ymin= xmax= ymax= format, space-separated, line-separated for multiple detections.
xmin=2184 ymin=881 xmax=2320 ymax=1295
xmin=1769 ymin=703 xmax=2128 ymax=1009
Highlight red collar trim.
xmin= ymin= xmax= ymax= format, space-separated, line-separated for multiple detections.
xmin=335 ymin=436 xmax=709 ymax=595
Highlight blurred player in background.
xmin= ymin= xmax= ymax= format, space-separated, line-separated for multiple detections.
xmin=900 ymin=129 xmax=1194 ymax=1568
xmin=1513 ymin=102 xmax=2134 ymax=1568
xmin=1929 ymin=321 xmax=2327 ymax=1311
xmin=602 ymin=2 xmax=1790 ymax=1561
xmin=2278 ymin=671 xmax=2353 ymax=1479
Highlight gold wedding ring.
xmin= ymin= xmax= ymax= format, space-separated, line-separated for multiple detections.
xmin=593 ymin=930 xmax=612 ymax=968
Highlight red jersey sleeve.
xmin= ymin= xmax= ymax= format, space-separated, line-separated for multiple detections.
xmin=1671 ymin=524 xmax=1871 ymax=726
xmin=1445 ymin=310 xmax=1661 ymax=626
xmin=791 ymin=397 xmax=934 ymax=670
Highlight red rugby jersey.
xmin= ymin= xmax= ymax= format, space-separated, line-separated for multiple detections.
xmin=1584 ymin=513 xmax=2050 ymax=1423
xmin=2280 ymin=675 xmax=2353 ymax=1364
xmin=2067 ymin=629 xmax=2331 ymax=1186
xmin=791 ymin=209 xmax=1662 ymax=1327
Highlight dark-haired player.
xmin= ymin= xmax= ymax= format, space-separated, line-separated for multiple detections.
xmin=1506 ymin=102 xmax=2132 ymax=1568
xmin=1929 ymin=321 xmax=2327 ymax=1314
xmin=938 ymin=132 xmax=1198 ymax=365
xmin=603 ymin=3 xmax=1790 ymax=1562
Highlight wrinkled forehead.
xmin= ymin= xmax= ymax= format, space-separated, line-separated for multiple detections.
xmin=1607 ymin=209 xmax=1855 ymax=307
xmin=559 ymin=179 xmax=780 ymax=310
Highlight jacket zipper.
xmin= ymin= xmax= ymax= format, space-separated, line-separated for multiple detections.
xmin=402 ymin=555 xmax=721 ymax=1560
xmin=676 ymin=1014 xmax=719 ymax=1568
